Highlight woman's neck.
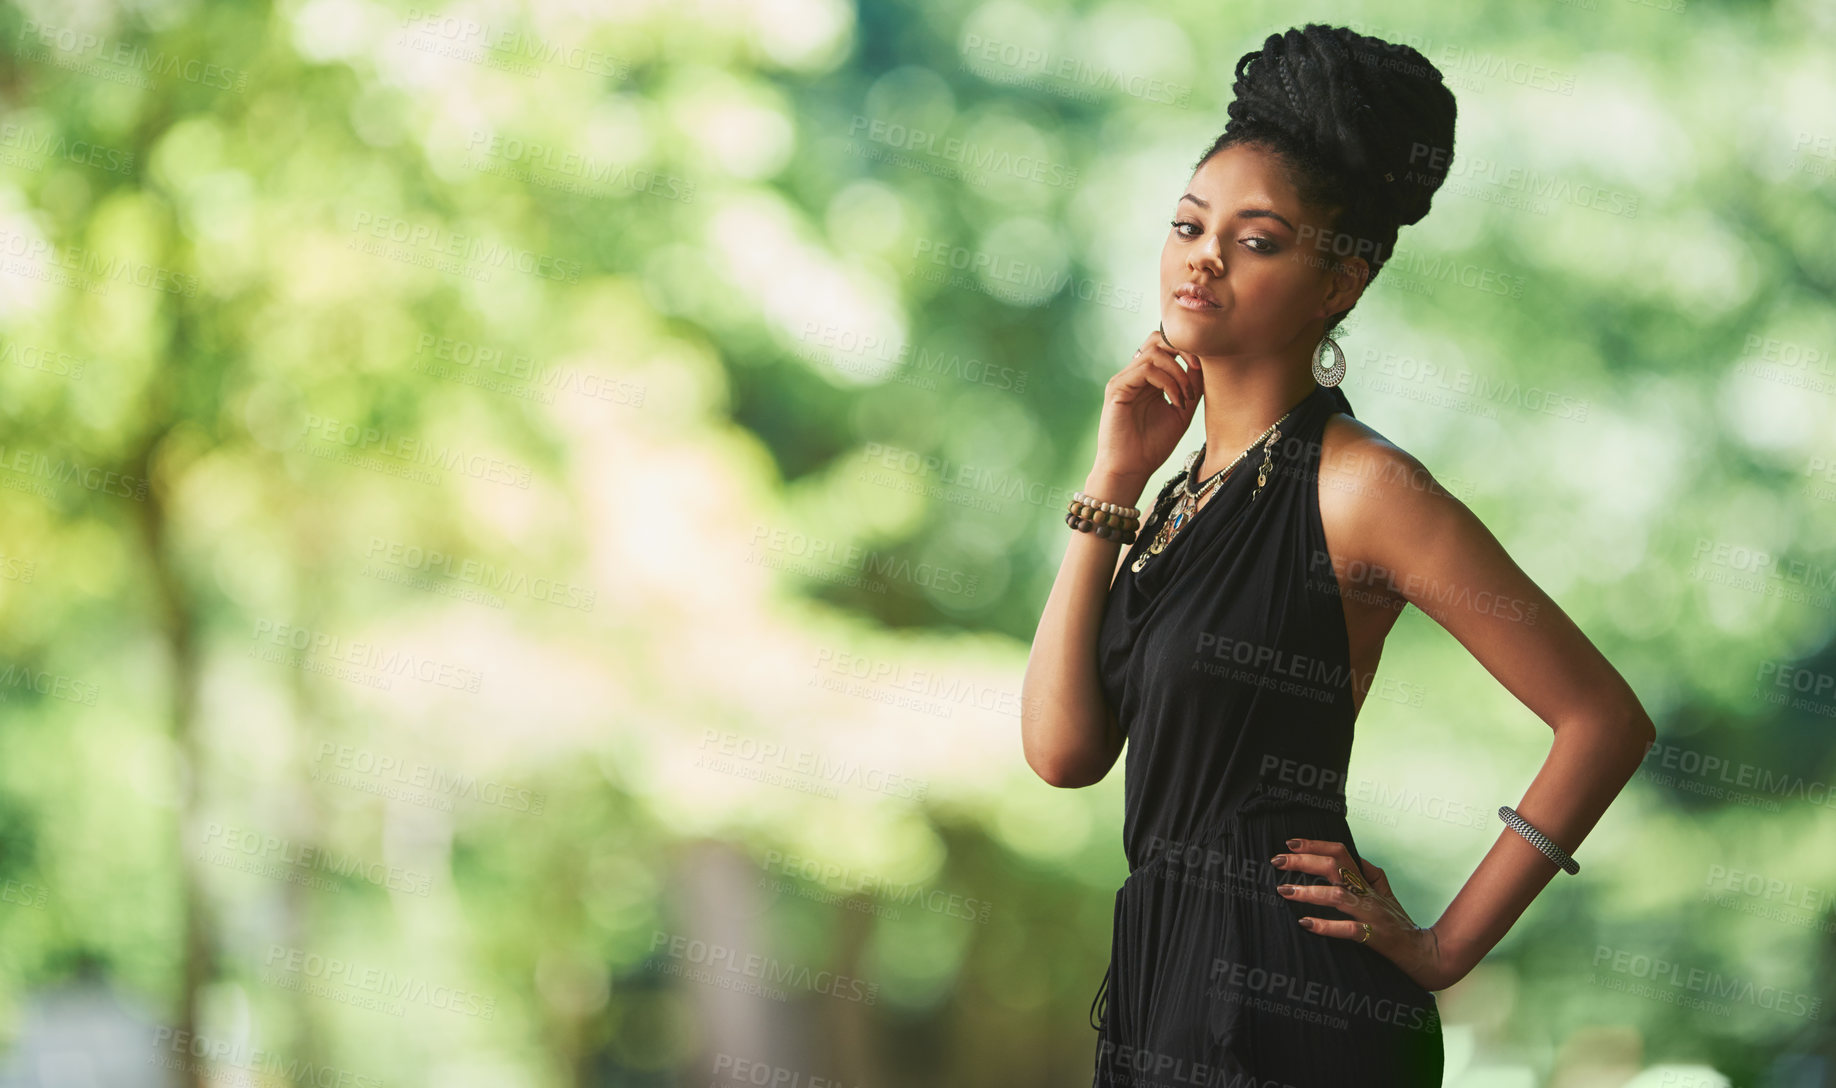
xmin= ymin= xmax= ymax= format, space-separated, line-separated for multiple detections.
xmin=1192 ymin=358 xmax=1319 ymax=478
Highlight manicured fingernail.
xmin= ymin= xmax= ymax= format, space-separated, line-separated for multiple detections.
xmin=1286 ymin=838 xmax=1302 ymax=849
xmin=1298 ymin=917 xmax=1313 ymax=929
xmin=1270 ymin=854 xmax=1285 ymax=866
xmin=1277 ymin=885 xmax=1295 ymax=896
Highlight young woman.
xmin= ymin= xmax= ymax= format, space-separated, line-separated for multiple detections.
xmin=1020 ymin=24 xmax=1656 ymax=1084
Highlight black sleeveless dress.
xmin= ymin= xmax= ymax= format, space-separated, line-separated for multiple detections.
xmin=1088 ymin=383 xmax=1443 ymax=1085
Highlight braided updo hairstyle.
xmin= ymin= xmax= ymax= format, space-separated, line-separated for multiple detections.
xmin=1198 ymin=23 xmax=1459 ymax=336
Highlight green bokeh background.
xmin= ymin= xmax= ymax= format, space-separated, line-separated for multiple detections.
xmin=2 ymin=0 xmax=1834 ymax=1085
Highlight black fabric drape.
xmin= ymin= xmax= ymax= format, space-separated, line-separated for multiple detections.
xmin=1089 ymin=383 xmax=1443 ymax=1086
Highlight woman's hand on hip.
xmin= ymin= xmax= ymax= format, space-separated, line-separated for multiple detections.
xmin=1272 ymin=836 xmax=1462 ymax=992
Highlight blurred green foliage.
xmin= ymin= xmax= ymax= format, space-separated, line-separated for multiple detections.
xmin=1 ymin=0 xmax=1834 ymax=1085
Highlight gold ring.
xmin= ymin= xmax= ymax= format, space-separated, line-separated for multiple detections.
xmin=1358 ymin=922 xmax=1372 ymax=943
xmin=1338 ymin=866 xmax=1372 ymax=895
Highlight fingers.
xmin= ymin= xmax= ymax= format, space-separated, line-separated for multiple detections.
xmin=1132 ymin=332 xmax=1200 ymax=408
xmin=1117 ymin=356 xmax=1189 ymax=412
xmin=1276 ymin=881 xmax=1369 ymax=914
xmin=1144 ymin=355 xmax=1197 ymax=412
xmin=1270 ymin=837 xmax=1356 ymax=883
xmin=1296 ymin=917 xmax=1373 ymax=942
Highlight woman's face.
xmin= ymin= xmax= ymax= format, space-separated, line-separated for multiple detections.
xmin=1159 ymin=142 xmax=1363 ymax=359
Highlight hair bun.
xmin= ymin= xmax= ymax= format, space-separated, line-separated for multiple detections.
xmin=1224 ymin=24 xmax=1457 ymax=228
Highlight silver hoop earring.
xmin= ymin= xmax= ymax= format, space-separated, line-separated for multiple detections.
xmin=1312 ymin=334 xmax=1346 ymax=388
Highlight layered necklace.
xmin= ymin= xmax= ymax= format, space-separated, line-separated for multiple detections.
xmin=1130 ymin=406 xmax=1295 ymax=574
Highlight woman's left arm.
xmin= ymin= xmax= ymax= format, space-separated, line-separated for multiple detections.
xmin=1314 ymin=429 xmax=1657 ymax=990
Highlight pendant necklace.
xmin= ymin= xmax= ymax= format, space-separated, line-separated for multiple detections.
xmin=1130 ymin=407 xmax=1293 ymax=574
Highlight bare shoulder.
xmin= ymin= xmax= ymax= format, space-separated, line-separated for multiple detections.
xmin=1315 ymin=412 xmax=1464 ymax=574
xmin=1312 ymin=410 xmax=1653 ymax=740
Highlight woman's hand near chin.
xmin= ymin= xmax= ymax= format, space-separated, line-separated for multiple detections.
xmin=1092 ymin=327 xmax=1203 ymax=487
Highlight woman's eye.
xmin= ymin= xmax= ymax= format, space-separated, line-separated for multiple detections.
xmin=1171 ymin=220 xmax=1277 ymax=253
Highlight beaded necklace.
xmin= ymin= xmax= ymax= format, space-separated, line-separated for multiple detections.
xmin=1130 ymin=407 xmax=1292 ymax=574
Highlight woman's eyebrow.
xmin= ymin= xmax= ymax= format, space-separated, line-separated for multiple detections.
xmin=1177 ymin=193 xmax=1296 ymax=233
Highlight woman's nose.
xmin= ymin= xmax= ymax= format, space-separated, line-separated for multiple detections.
xmin=1189 ymin=236 xmax=1224 ymax=274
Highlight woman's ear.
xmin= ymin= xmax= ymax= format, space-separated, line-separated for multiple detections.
xmin=1320 ymin=256 xmax=1370 ymax=319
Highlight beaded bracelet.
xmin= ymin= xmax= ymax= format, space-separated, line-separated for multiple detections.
xmin=1066 ymin=491 xmax=1140 ymax=544
xmin=1071 ymin=490 xmax=1139 ymax=519
xmin=1498 ymin=805 xmax=1580 ymax=875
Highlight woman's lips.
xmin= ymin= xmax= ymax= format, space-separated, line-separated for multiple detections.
xmin=1173 ymin=293 xmax=1220 ymax=312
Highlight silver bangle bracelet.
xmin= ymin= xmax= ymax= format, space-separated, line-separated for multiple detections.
xmin=1499 ymin=805 xmax=1580 ymax=875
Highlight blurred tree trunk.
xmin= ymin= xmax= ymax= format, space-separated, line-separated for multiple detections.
xmin=131 ymin=428 xmax=209 ymax=1088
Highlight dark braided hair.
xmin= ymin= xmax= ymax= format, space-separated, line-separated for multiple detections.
xmin=1195 ymin=24 xmax=1459 ymax=335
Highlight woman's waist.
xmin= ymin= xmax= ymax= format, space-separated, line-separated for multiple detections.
xmin=1123 ymin=791 xmax=1351 ymax=877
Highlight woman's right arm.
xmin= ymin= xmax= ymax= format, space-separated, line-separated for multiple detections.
xmin=1019 ymin=466 xmax=1151 ymax=788
xmin=1020 ymin=329 xmax=1203 ymax=788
